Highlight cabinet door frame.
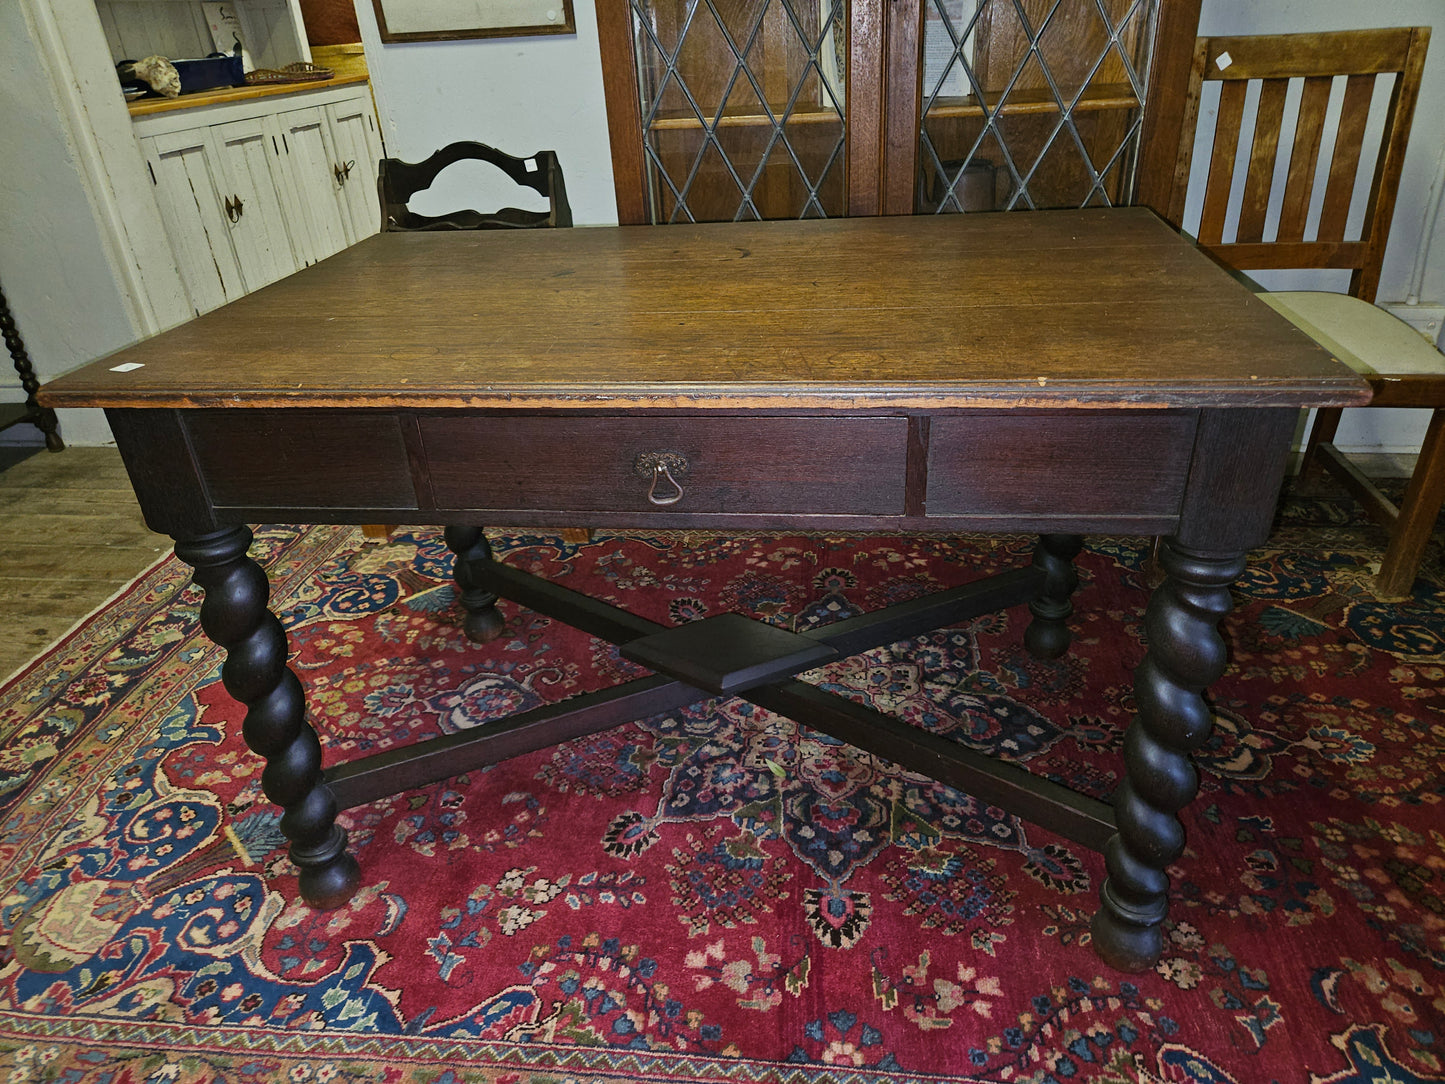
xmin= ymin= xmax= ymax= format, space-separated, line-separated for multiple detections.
xmin=274 ymin=104 xmax=355 ymax=262
xmin=138 ymin=128 xmax=246 ymax=315
xmin=260 ymin=114 xmax=326 ymax=268
xmin=597 ymin=0 xmax=1202 ymax=224
xmin=325 ymin=99 xmax=386 ymax=243
xmin=210 ymin=116 xmax=305 ymax=291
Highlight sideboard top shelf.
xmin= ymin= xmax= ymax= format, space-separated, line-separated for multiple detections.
xmin=127 ymin=71 xmax=370 ymax=117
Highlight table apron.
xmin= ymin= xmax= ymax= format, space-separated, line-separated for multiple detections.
xmin=105 ymin=405 xmax=1297 ymax=549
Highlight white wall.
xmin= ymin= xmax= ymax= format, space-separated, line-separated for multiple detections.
xmin=0 ymin=2 xmax=140 ymax=446
xmin=353 ymin=0 xmax=618 ymax=225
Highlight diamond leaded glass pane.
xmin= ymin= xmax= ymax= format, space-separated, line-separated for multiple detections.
xmin=630 ymin=0 xmax=848 ymax=222
xmin=920 ymin=0 xmax=1160 ymax=213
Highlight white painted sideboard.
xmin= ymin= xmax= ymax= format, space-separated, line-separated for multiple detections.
xmin=5 ymin=0 xmax=395 ymax=443
xmin=134 ymin=83 xmax=384 ymax=316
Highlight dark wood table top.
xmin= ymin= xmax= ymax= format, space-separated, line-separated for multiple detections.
xmin=41 ymin=208 xmax=1370 ymax=412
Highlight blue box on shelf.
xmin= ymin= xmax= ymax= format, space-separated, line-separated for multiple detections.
xmin=118 ymin=47 xmax=245 ymax=99
xmin=173 ymin=51 xmax=246 ymax=94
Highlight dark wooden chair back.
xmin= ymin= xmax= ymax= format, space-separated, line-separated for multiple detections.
xmin=378 ymin=142 xmax=574 ymax=232
xmin=1166 ymin=27 xmax=1430 ymax=303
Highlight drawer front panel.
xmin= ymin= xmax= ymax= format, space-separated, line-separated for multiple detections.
xmin=926 ymin=411 xmax=1198 ymax=517
xmin=185 ymin=411 xmax=417 ymax=509
xmin=421 ymin=416 xmax=909 ymax=515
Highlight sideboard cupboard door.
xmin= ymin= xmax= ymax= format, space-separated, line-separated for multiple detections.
xmin=274 ymin=105 xmax=355 ymax=262
xmin=138 ymin=130 xmax=247 ymax=315
xmin=211 ymin=117 xmax=305 ymax=292
xmin=598 ymin=0 xmax=1201 ymax=224
xmin=325 ymin=100 xmax=386 ymax=244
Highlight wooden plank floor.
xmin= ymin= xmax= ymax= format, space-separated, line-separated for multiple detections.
xmin=0 ymin=446 xmax=169 ymax=681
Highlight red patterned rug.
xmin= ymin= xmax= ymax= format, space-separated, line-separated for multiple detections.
xmin=1 ymin=487 xmax=1442 ymax=1083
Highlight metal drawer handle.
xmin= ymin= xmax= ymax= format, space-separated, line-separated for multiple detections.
xmin=634 ymin=451 xmax=689 ymax=506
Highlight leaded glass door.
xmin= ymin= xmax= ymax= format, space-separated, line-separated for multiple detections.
xmin=598 ymin=0 xmax=1196 ymax=225
xmin=608 ymin=0 xmax=852 ymax=222
xmin=920 ymin=0 xmax=1160 ymax=213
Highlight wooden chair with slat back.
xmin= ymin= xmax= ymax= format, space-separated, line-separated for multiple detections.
xmin=1166 ymin=26 xmax=1441 ymax=598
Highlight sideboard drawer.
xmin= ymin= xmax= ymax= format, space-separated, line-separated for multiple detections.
xmin=926 ymin=410 xmax=1198 ymax=517
xmin=420 ymin=415 xmax=909 ymax=515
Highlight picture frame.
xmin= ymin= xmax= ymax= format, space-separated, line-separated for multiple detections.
xmin=371 ymin=0 xmax=575 ymax=44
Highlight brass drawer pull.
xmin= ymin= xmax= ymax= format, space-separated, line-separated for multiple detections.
xmin=634 ymin=451 xmax=688 ymax=506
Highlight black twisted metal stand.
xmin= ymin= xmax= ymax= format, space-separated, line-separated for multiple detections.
xmin=0 ymin=279 xmax=63 ymax=452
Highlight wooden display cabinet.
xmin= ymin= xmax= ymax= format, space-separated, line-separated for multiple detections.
xmin=599 ymin=0 xmax=1202 ymax=224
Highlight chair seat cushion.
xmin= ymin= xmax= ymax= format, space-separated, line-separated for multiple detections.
xmin=1260 ymin=291 xmax=1445 ymax=379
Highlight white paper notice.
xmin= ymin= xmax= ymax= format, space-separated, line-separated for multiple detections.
xmin=201 ymin=3 xmax=252 ymax=69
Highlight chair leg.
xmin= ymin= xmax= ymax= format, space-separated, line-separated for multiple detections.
xmin=1299 ymin=407 xmax=1343 ymax=486
xmin=1372 ymin=408 xmax=1445 ymax=599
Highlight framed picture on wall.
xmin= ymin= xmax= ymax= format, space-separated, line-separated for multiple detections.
xmin=372 ymin=0 xmax=575 ymax=43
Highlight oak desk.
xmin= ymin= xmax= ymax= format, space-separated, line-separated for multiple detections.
xmin=41 ymin=209 xmax=1370 ymax=972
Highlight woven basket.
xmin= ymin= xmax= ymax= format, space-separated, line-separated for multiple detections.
xmin=245 ymin=62 xmax=334 ymax=86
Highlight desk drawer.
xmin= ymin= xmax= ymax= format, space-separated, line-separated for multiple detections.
xmin=420 ymin=416 xmax=908 ymax=515
xmin=184 ymin=410 xmax=417 ymax=509
xmin=926 ymin=410 xmax=1197 ymax=517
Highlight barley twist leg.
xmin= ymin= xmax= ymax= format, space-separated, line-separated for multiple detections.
xmin=175 ymin=526 xmax=359 ymax=909
xmin=1092 ymin=540 xmax=1243 ymax=971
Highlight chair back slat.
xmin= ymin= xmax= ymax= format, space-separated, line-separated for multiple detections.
xmin=1316 ymin=74 xmax=1376 ymax=243
xmin=1165 ymin=26 xmax=1430 ymax=302
xmin=1198 ymin=80 xmax=1248 ymax=245
xmin=1238 ymin=78 xmax=1289 ymax=243
xmin=1276 ymin=76 xmax=1332 ymax=243
xmin=1194 ymin=27 xmax=1418 ymax=79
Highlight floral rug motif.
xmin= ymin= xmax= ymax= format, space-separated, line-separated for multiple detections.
xmin=0 ymin=486 xmax=1442 ymax=1083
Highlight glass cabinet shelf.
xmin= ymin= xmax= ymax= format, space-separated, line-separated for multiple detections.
xmin=928 ymin=83 xmax=1142 ymax=120
xmin=650 ymin=103 xmax=843 ymax=131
